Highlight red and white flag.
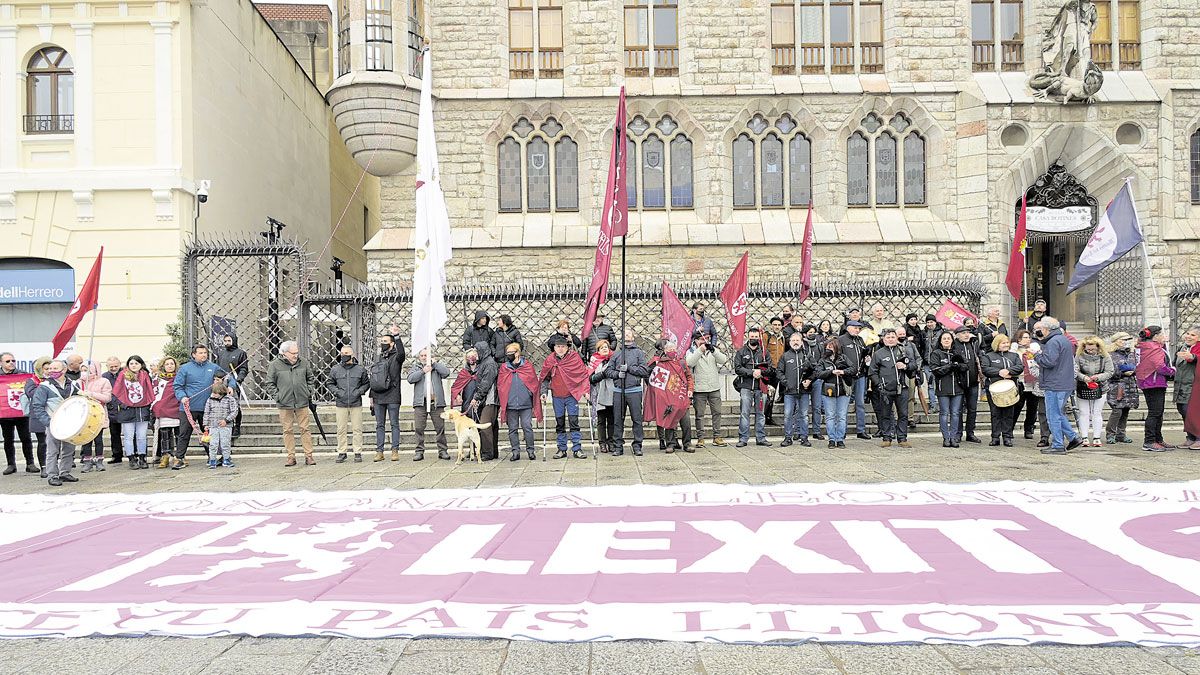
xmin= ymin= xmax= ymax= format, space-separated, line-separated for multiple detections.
xmin=935 ymin=298 xmax=978 ymax=331
xmin=410 ymin=47 xmax=453 ymax=355
xmin=581 ymin=88 xmax=628 ymax=339
xmin=1005 ymin=195 xmax=1028 ymax=300
xmin=52 ymin=247 xmax=103 ymax=358
xmin=720 ymin=252 xmax=750 ymax=349
xmin=799 ymin=201 xmax=815 ymax=303
xmin=660 ymin=281 xmax=693 ymax=354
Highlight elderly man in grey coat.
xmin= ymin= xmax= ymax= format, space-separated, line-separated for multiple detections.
xmin=407 ymin=348 xmax=451 ymax=461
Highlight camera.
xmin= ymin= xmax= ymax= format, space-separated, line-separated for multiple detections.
xmin=197 ymin=179 xmax=211 ymax=204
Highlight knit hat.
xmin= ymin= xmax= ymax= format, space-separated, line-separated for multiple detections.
xmin=925 ymin=314 xmax=937 ymax=322
xmin=905 ymin=312 xmax=919 ymax=322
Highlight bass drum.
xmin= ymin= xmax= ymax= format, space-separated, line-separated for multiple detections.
xmin=988 ymin=380 xmax=1020 ymax=408
xmin=49 ymin=396 xmax=106 ymax=445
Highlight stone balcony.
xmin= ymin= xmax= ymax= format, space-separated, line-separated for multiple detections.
xmin=326 ymin=70 xmax=421 ymax=177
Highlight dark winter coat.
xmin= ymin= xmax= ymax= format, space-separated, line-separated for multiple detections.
xmin=775 ymin=346 xmax=812 ymax=396
xmin=813 ymin=354 xmax=853 ymax=398
xmin=929 ymin=347 xmax=965 ymax=398
xmin=472 ymin=340 xmax=499 ymax=407
xmin=266 ymin=356 xmax=315 ymax=409
xmin=101 ymin=370 xmax=120 ymax=417
xmin=869 ymin=344 xmax=912 ymax=396
xmin=1107 ymin=347 xmax=1140 ymax=409
xmin=462 ymin=310 xmax=495 ymax=352
xmin=1033 ymin=328 xmax=1076 ymax=392
xmin=327 ymin=358 xmax=370 ymax=408
xmin=952 ymin=339 xmax=983 ymax=388
xmin=981 ymin=350 xmax=1025 ymax=387
xmin=1174 ymin=345 xmax=1198 ymax=405
xmin=606 ymin=344 xmax=650 ymax=390
xmin=733 ymin=343 xmax=774 ymax=391
xmin=492 ymin=325 xmax=526 ymax=362
xmin=217 ymin=336 xmax=250 ymax=383
xmin=835 ymin=333 xmax=868 ymax=378
xmin=369 ymin=342 xmax=406 ymax=405
xmin=584 ymin=322 xmax=618 ymax=359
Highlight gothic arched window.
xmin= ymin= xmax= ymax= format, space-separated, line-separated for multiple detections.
xmin=846 ymin=112 xmax=926 ymax=207
xmin=496 ymin=117 xmax=578 ymax=213
xmin=732 ymin=113 xmax=812 ymax=209
xmin=626 ymin=115 xmax=693 ymax=210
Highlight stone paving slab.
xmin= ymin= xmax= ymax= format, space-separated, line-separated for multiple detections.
xmin=1 ymin=427 xmax=1198 ymax=674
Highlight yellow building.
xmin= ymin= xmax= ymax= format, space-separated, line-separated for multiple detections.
xmin=0 ymin=0 xmax=379 ymax=365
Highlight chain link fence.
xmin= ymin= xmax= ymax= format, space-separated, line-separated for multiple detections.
xmin=299 ymin=276 xmax=985 ymax=404
xmin=182 ymin=239 xmax=312 ymax=402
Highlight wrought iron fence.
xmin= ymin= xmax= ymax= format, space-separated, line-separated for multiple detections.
xmin=1170 ymin=281 xmax=1200 ymax=341
xmin=182 ymin=238 xmax=312 ymax=402
xmin=299 ymin=276 xmax=985 ymax=404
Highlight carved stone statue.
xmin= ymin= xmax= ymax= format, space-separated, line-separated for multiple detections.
xmin=1028 ymin=0 xmax=1104 ymax=103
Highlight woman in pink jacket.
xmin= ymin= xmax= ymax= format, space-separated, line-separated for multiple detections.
xmin=1136 ymin=326 xmax=1177 ymax=452
xmin=78 ymin=362 xmax=113 ymax=472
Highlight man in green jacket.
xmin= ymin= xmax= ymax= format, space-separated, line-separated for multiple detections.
xmin=268 ymin=340 xmax=316 ymax=466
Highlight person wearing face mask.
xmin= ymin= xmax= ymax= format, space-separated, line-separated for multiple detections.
xmin=836 ymin=319 xmax=871 ymax=440
xmin=776 ymin=332 xmax=813 ymax=447
xmin=369 ymin=333 xmax=406 ymax=462
xmin=1103 ymin=332 xmax=1138 ymax=445
xmin=921 ymin=314 xmax=943 ymax=414
xmin=868 ymin=329 xmax=912 ymax=448
xmin=588 ymin=340 xmax=616 ymax=454
xmin=607 ymin=328 xmax=650 ymax=457
xmin=952 ymin=325 xmax=984 ymax=444
xmin=813 ymin=339 xmax=852 ymax=448
xmin=467 ymin=341 xmax=501 ymax=460
xmin=690 ymin=302 xmax=718 ymax=347
xmin=216 ymin=334 xmax=249 ymax=439
xmin=1011 ymin=329 xmax=1048 ymax=447
xmin=801 ymin=325 xmax=826 ymax=440
xmin=733 ymin=327 xmax=773 ymax=448
xmin=452 ymin=348 xmax=481 ymax=414
xmin=498 ymin=343 xmax=541 ymax=461
xmin=31 ymin=360 xmax=78 ymax=486
xmin=646 ymin=339 xmax=694 ymax=453
xmin=328 ymin=345 xmax=370 ymax=463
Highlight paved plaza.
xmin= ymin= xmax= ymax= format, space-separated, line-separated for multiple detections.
xmin=0 ymin=421 xmax=1197 ymax=674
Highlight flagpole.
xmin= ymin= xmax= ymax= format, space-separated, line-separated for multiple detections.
xmin=86 ymin=304 xmax=99 ymax=365
xmin=1126 ymin=177 xmax=1163 ymax=327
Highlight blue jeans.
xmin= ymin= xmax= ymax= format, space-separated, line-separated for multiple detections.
xmin=783 ymin=393 xmax=810 ymax=440
xmin=1044 ymin=389 xmax=1078 ymax=449
xmin=374 ymin=402 xmax=401 ymax=451
xmin=823 ymin=395 xmax=849 ymax=442
xmin=810 ymin=379 xmax=825 ymax=431
xmin=924 ymin=367 xmax=939 ymax=412
xmin=937 ymin=395 xmax=963 ymax=441
xmin=853 ymin=376 xmax=868 ymax=433
xmin=738 ymin=388 xmax=766 ymax=443
xmin=552 ymin=395 xmax=582 ymax=452
xmin=121 ymin=421 xmax=149 ymax=456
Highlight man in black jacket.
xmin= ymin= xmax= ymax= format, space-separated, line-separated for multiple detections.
xmin=607 ymin=327 xmax=650 ymax=457
xmin=469 ymin=340 xmax=500 ymax=460
xmin=492 ymin=315 xmax=525 ymax=363
xmin=370 ymin=332 xmax=406 ymax=461
xmin=869 ymin=329 xmax=912 ymax=448
xmin=217 ymin=334 xmax=250 ymax=438
xmin=836 ymin=320 xmax=872 ymax=440
xmin=733 ymin=327 xmax=773 ymax=448
xmin=584 ymin=312 xmax=618 ymax=360
xmin=328 ymin=345 xmax=370 ymax=463
xmin=953 ymin=325 xmax=984 ymax=443
xmin=462 ymin=311 xmax=495 ymax=353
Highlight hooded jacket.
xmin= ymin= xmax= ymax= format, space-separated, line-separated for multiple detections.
xmin=472 ymin=340 xmax=499 ymax=407
xmin=584 ymin=321 xmax=618 ymax=359
xmin=1135 ymin=340 xmax=1175 ymax=390
xmin=217 ymin=336 xmax=250 ymax=383
xmin=462 ymin=311 xmax=495 ymax=352
xmin=328 ymin=357 xmax=370 ymax=408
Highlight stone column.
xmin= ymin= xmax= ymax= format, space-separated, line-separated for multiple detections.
xmin=71 ymin=21 xmax=94 ymax=167
xmin=151 ymin=20 xmax=174 ymax=167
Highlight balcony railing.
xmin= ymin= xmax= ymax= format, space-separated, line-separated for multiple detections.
xmin=1001 ymin=40 xmax=1023 ymax=71
xmin=972 ymin=42 xmax=994 ymax=71
xmin=860 ymin=42 xmax=883 ymax=72
xmin=625 ymin=46 xmax=649 ymax=76
xmin=1092 ymin=41 xmax=1113 ymax=70
xmin=539 ymin=48 xmax=563 ymax=78
xmin=24 ymin=114 xmax=73 ymax=134
xmin=1119 ymin=41 xmax=1140 ymax=69
xmin=830 ymin=44 xmax=853 ymax=73
xmin=510 ymin=49 xmax=534 ymax=79
xmin=772 ymin=45 xmax=796 ymax=75
xmin=654 ymin=47 xmax=678 ymax=76
xmin=800 ymin=44 xmax=823 ymax=73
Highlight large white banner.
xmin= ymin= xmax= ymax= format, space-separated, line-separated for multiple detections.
xmin=1 ymin=481 xmax=1199 ymax=644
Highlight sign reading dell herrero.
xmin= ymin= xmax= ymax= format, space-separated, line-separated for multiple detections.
xmin=0 ymin=269 xmax=74 ymax=304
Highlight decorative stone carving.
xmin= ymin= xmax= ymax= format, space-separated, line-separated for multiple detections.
xmin=1028 ymin=0 xmax=1104 ymax=104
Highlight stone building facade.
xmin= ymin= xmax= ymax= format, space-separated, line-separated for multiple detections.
xmin=331 ymin=0 xmax=1200 ymax=333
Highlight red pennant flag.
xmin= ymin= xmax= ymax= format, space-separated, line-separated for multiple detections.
xmin=720 ymin=252 xmax=750 ymax=349
xmin=581 ymin=88 xmax=629 ymax=339
xmin=799 ymin=201 xmax=815 ymax=303
xmin=52 ymin=247 xmax=103 ymax=358
xmin=661 ymin=281 xmax=694 ymax=354
xmin=935 ymin=298 xmax=978 ymax=331
xmin=1005 ymin=195 xmax=1028 ymax=300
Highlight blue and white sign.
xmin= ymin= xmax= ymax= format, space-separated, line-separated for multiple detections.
xmin=0 ymin=269 xmax=76 ymax=305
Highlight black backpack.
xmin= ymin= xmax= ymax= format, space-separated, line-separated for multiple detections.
xmin=368 ymin=357 xmax=392 ymax=393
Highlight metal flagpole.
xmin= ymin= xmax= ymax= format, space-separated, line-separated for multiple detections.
xmin=1126 ymin=177 xmax=1164 ymax=326
xmin=85 ymin=303 xmax=99 ymax=366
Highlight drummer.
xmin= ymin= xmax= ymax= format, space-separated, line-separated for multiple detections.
xmin=29 ymin=360 xmax=78 ymax=487
xmin=981 ymin=334 xmax=1024 ymax=447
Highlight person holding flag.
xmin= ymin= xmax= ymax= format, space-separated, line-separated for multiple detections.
xmin=539 ymin=335 xmax=590 ymax=459
xmin=645 ymin=338 xmax=694 ymax=453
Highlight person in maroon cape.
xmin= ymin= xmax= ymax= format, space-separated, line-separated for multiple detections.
xmin=646 ymin=338 xmax=694 ymax=453
xmin=1174 ymin=326 xmax=1200 ymax=449
xmin=498 ymin=343 xmax=542 ymax=461
xmin=539 ymin=335 xmax=590 ymax=459
xmin=451 ymin=347 xmax=480 ymax=412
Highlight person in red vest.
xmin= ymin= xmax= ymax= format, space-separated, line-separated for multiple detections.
xmin=540 ymin=335 xmax=590 ymax=459
xmin=498 ymin=342 xmax=542 ymax=461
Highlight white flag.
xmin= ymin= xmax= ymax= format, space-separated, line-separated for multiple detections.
xmin=411 ymin=47 xmax=453 ymax=355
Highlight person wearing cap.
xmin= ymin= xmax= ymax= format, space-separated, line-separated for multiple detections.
xmin=979 ymin=306 xmax=1008 ymax=354
xmin=763 ymin=317 xmax=787 ymax=426
xmin=952 ymin=324 xmax=984 ymax=444
xmin=921 ymin=314 xmax=942 ymax=413
xmin=1033 ymin=317 xmax=1083 ymax=454
xmin=836 ymin=319 xmax=872 ymax=440
xmin=1022 ymin=299 xmax=1048 ymax=335
xmin=1104 ymin=331 xmax=1139 ymax=445
xmin=686 ymin=329 xmax=729 ymax=447
xmin=839 ymin=307 xmax=865 ymax=335
xmin=1172 ymin=326 xmax=1200 ymax=450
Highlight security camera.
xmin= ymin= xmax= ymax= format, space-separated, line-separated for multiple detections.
xmin=197 ymin=180 xmax=212 ymax=204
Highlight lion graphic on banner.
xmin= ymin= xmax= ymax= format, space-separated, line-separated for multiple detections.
xmin=148 ymin=518 xmax=431 ymax=586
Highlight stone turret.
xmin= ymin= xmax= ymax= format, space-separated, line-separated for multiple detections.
xmin=326 ymin=0 xmax=422 ymax=176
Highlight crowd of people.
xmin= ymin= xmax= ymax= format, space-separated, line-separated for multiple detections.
xmin=2 ymin=300 xmax=1197 ymax=488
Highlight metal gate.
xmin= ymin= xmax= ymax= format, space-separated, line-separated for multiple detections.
xmin=299 ymin=276 xmax=986 ymax=404
xmin=182 ymin=238 xmax=312 ymax=402
xmin=1171 ymin=281 xmax=1200 ymax=339
xmin=1096 ymin=257 xmax=1145 ymax=336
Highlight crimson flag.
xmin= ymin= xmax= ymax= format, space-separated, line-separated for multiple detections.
xmin=1187 ymin=344 xmax=1200 ymax=439
xmin=661 ymin=281 xmax=693 ymax=354
xmin=581 ymin=88 xmax=628 ymax=339
xmin=644 ymin=358 xmax=691 ymax=428
xmin=1005 ymin=195 xmax=1028 ymax=300
xmin=799 ymin=202 xmax=815 ymax=303
xmin=720 ymin=252 xmax=750 ymax=349
xmin=935 ymin=298 xmax=978 ymax=330
xmin=52 ymin=247 xmax=103 ymax=358
xmin=0 ymin=373 xmax=28 ymax=419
